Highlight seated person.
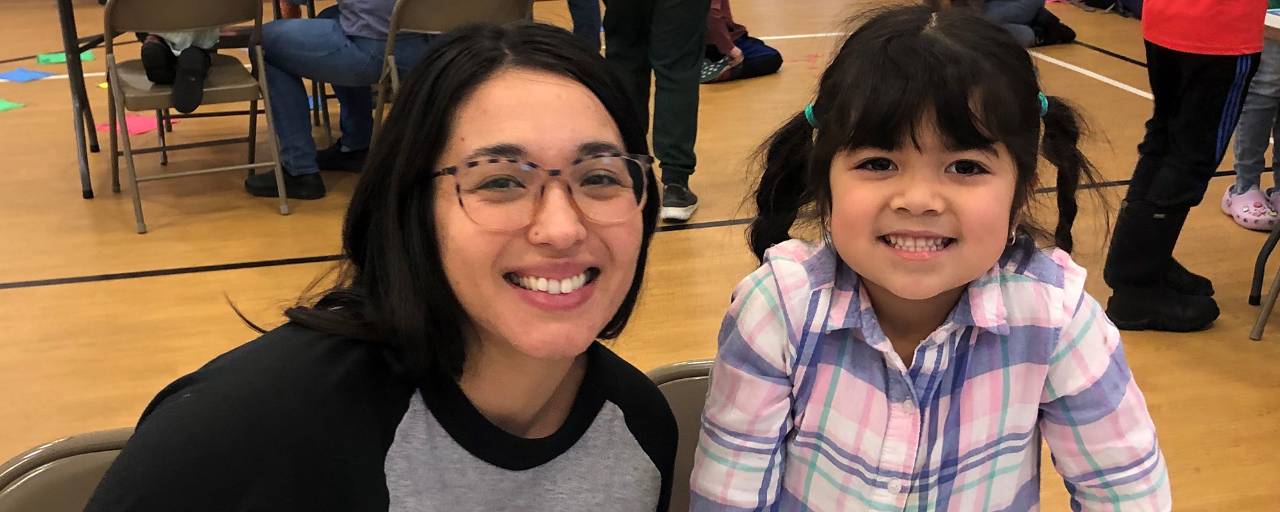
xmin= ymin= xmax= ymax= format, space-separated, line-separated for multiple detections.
xmin=935 ymin=0 xmax=1076 ymax=47
xmin=700 ymin=0 xmax=782 ymax=84
xmin=138 ymin=30 xmax=218 ymax=114
xmin=244 ymin=0 xmax=431 ymax=200
xmin=85 ymin=23 xmax=677 ymax=511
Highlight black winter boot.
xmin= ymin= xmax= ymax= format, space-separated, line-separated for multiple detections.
xmin=1165 ymin=258 xmax=1214 ymax=296
xmin=1103 ymin=202 xmax=1219 ymax=332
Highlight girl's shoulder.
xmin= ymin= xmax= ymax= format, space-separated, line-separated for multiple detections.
xmin=751 ymin=238 xmax=840 ymax=290
xmin=995 ymin=244 xmax=1087 ymax=291
xmin=980 ymin=245 xmax=1091 ymax=328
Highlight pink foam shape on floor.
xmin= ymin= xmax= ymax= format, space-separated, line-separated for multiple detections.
xmin=95 ymin=114 xmax=179 ymax=136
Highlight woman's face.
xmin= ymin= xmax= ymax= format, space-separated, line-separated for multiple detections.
xmin=434 ymin=68 xmax=644 ymax=361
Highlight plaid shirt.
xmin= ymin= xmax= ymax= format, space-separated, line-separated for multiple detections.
xmin=691 ymin=240 xmax=1170 ymax=511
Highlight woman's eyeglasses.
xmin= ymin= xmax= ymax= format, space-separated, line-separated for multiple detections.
xmin=433 ymin=152 xmax=652 ymax=232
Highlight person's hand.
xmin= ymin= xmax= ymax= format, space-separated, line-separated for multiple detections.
xmin=278 ymin=0 xmax=302 ymax=19
xmin=727 ymin=47 xmax=745 ymax=68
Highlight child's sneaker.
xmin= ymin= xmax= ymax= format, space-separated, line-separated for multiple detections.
xmin=1221 ymin=185 xmax=1278 ymax=231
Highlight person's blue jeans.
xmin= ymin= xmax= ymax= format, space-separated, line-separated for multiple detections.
xmin=1234 ymin=40 xmax=1280 ymax=193
xmin=983 ymin=0 xmax=1045 ymax=48
xmin=262 ymin=18 xmax=429 ymax=176
xmin=567 ymin=0 xmax=601 ymax=52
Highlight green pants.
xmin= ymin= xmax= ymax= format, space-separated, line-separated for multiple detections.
xmin=603 ymin=0 xmax=710 ymax=186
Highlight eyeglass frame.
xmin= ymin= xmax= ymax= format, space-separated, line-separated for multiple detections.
xmin=431 ymin=150 xmax=655 ymax=231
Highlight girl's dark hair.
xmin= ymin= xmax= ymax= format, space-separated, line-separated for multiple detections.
xmin=749 ymin=5 xmax=1102 ymax=261
xmin=283 ymin=23 xmax=659 ymax=380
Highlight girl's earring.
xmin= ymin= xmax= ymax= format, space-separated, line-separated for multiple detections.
xmin=1008 ymin=227 xmax=1018 ymax=246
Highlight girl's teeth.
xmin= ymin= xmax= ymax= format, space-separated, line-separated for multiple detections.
xmin=887 ymin=235 xmax=948 ymax=252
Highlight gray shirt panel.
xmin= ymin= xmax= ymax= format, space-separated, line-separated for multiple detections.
xmin=386 ymin=392 xmax=662 ymax=512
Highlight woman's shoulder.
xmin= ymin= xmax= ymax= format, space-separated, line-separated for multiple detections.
xmin=85 ymin=324 xmax=416 ymax=511
xmin=586 ymin=343 xmax=672 ymax=420
xmin=585 ymin=343 xmax=678 ymax=480
xmin=161 ymin=323 xmax=415 ymax=415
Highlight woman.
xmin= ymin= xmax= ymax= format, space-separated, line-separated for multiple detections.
xmin=86 ymin=23 xmax=676 ymax=511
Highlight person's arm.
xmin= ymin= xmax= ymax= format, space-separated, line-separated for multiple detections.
xmin=1039 ymin=288 xmax=1172 ymax=511
xmin=705 ymin=0 xmax=738 ymax=58
xmin=690 ymin=262 xmax=802 ymax=510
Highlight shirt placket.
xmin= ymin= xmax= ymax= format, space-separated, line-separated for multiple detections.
xmin=877 ymin=365 xmax=922 ymax=510
xmin=877 ymin=327 xmax=954 ymax=510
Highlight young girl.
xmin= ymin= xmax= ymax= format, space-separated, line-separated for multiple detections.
xmin=691 ymin=6 xmax=1170 ymax=511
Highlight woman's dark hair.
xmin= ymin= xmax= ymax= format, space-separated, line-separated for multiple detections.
xmin=283 ymin=23 xmax=660 ymax=380
xmin=749 ymin=5 xmax=1103 ymax=261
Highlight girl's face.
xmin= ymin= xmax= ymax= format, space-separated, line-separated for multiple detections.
xmin=827 ymin=124 xmax=1018 ymax=302
xmin=434 ymin=68 xmax=644 ymax=361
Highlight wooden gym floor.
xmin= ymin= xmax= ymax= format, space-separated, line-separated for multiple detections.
xmin=1 ymin=0 xmax=1277 ymax=509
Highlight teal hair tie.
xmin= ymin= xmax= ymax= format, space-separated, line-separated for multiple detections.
xmin=1038 ymin=92 xmax=1049 ymax=117
xmin=804 ymin=103 xmax=818 ymax=128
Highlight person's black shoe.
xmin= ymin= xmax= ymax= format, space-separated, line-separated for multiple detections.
xmin=1044 ymin=22 xmax=1076 ymax=45
xmin=140 ymin=39 xmax=176 ymax=84
xmin=244 ymin=170 xmax=326 ymax=200
xmin=172 ymin=47 xmax=211 ymax=114
xmin=1106 ymin=285 xmax=1219 ymax=332
xmin=1165 ymin=258 xmax=1214 ymax=296
xmin=660 ymin=183 xmax=699 ymax=222
xmin=315 ymin=141 xmax=368 ymax=172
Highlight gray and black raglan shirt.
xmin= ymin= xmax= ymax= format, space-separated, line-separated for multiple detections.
xmin=84 ymin=324 xmax=678 ymax=511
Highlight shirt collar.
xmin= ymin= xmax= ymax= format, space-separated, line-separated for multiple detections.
xmin=822 ymin=244 xmax=1027 ymax=338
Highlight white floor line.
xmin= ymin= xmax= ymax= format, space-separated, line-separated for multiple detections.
xmin=1030 ymin=50 xmax=1153 ymax=100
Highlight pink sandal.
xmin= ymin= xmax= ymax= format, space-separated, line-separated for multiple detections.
xmin=1221 ymin=186 xmax=1279 ymax=231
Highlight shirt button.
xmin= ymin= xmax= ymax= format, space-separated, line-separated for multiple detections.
xmin=887 ymin=480 xmax=904 ymax=494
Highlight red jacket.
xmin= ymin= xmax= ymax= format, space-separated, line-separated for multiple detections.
xmin=1143 ymin=0 xmax=1266 ymax=55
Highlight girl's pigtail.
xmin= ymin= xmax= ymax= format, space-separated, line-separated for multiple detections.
xmin=1039 ymin=95 xmax=1102 ymax=253
xmin=749 ymin=113 xmax=817 ymax=261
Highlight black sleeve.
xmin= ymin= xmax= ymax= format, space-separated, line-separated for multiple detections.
xmin=84 ymin=325 xmax=415 ymax=512
xmin=592 ymin=345 xmax=680 ymax=512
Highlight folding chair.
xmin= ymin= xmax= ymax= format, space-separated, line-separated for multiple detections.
xmin=371 ymin=0 xmax=534 ymax=139
xmin=647 ymin=359 xmax=714 ymax=512
xmin=1249 ymin=222 xmax=1280 ymax=340
xmin=0 ymin=428 xmax=133 ymax=512
xmin=104 ymin=0 xmax=289 ymax=234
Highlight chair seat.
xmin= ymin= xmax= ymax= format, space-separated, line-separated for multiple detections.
xmin=115 ymin=53 xmax=259 ymax=111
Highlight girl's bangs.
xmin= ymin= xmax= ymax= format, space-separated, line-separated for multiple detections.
xmin=832 ymin=29 xmax=1023 ymax=154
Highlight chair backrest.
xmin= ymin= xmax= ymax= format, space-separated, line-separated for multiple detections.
xmin=0 ymin=428 xmax=133 ymax=512
xmin=103 ymin=0 xmax=262 ymax=53
xmin=390 ymin=0 xmax=534 ymax=36
xmin=647 ymin=359 xmax=714 ymax=512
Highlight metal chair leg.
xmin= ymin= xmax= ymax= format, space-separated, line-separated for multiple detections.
xmin=318 ymin=82 xmax=332 ymax=146
xmin=1250 ymin=262 xmax=1280 ymax=340
xmin=110 ymin=66 xmax=147 ymax=233
xmin=156 ymin=109 xmax=168 ymax=166
xmin=309 ymin=80 xmax=321 ymax=127
xmin=1250 ymin=221 xmax=1280 ymax=305
xmin=256 ymin=46 xmax=290 ymax=216
xmin=248 ymin=99 xmax=258 ymax=164
xmin=108 ymin=83 xmax=121 ymax=194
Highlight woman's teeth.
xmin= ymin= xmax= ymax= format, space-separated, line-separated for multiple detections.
xmin=508 ymin=269 xmax=597 ymax=295
xmin=883 ymin=235 xmax=952 ymax=252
